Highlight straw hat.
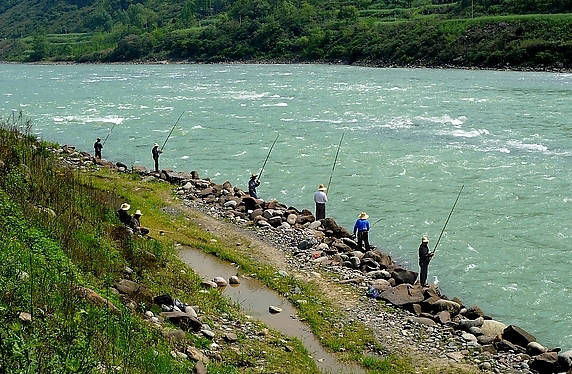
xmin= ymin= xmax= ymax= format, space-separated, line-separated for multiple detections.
xmin=317 ymin=184 xmax=326 ymax=191
xmin=251 ymin=173 xmax=257 ymax=178
xmin=120 ymin=203 xmax=130 ymax=211
xmin=358 ymin=212 xmax=369 ymax=219
xmin=422 ymin=235 xmax=429 ymax=243
xmin=134 ymin=210 xmax=142 ymax=216
xmin=153 ymin=143 xmax=159 ymax=147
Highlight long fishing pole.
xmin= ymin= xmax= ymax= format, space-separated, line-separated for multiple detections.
xmin=432 ymin=184 xmax=464 ymax=255
xmin=161 ymin=111 xmax=185 ymax=151
xmin=257 ymin=134 xmax=279 ymax=182
xmin=371 ymin=217 xmax=383 ymax=228
xmin=326 ymin=132 xmax=345 ymax=195
xmin=102 ymin=123 xmax=117 ymax=146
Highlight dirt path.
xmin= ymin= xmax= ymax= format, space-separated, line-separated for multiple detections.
xmin=174 ymin=202 xmax=486 ymax=374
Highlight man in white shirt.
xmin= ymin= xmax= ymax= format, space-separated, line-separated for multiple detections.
xmin=313 ymin=184 xmax=328 ymax=220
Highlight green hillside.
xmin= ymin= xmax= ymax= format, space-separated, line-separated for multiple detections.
xmin=0 ymin=0 xmax=571 ymax=68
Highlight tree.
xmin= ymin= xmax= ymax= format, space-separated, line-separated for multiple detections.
xmin=29 ymin=33 xmax=49 ymax=61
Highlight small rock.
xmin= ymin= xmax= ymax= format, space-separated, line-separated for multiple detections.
xmin=527 ymin=342 xmax=547 ymax=356
xmin=462 ymin=332 xmax=478 ymax=343
xmin=184 ymin=306 xmax=198 ymax=318
xmin=145 ymin=311 xmax=154 ymax=318
xmin=19 ymin=312 xmax=32 ymax=323
xmin=269 ymin=306 xmax=282 ymax=314
xmin=224 ymin=332 xmax=238 ymax=342
xmin=201 ymin=329 xmax=215 ymax=339
xmin=194 ymin=360 xmax=207 ymax=374
xmin=229 ymin=275 xmax=240 ymax=285
xmin=212 ymin=277 xmax=228 ymax=287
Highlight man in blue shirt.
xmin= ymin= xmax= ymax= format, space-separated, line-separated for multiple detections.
xmin=248 ymin=174 xmax=261 ymax=199
xmin=353 ymin=212 xmax=370 ymax=251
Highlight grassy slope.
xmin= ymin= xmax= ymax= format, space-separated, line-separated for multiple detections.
xmin=0 ymin=123 xmax=317 ymax=373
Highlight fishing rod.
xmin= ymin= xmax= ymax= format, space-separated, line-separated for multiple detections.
xmin=371 ymin=217 xmax=383 ymax=228
xmin=432 ymin=184 xmax=464 ymax=255
xmin=102 ymin=123 xmax=117 ymax=146
xmin=257 ymin=134 xmax=279 ymax=182
xmin=161 ymin=111 xmax=185 ymax=151
xmin=326 ymin=132 xmax=345 ymax=195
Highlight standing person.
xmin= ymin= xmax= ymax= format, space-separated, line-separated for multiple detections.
xmin=248 ymin=174 xmax=260 ymax=199
xmin=117 ymin=203 xmax=131 ymax=226
xmin=353 ymin=212 xmax=370 ymax=251
xmin=152 ymin=143 xmax=162 ymax=172
xmin=131 ymin=209 xmax=150 ymax=235
xmin=94 ymin=137 xmax=103 ymax=159
xmin=313 ymin=184 xmax=328 ymax=220
xmin=418 ymin=235 xmax=434 ymax=287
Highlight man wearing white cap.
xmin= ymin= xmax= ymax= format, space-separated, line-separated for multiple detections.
xmin=353 ymin=212 xmax=370 ymax=251
xmin=117 ymin=203 xmax=131 ymax=226
xmin=313 ymin=184 xmax=328 ymax=220
xmin=152 ymin=143 xmax=162 ymax=172
xmin=131 ymin=209 xmax=149 ymax=235
xmin=418 ymin=235 xmax=434 ymax=287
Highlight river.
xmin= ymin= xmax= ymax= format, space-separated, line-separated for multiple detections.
xmin=1 ymin=63 xmax=570 ymax=349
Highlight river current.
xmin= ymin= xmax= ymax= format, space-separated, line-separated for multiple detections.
xmin=1 ymin=64 xmax=570 ymax=349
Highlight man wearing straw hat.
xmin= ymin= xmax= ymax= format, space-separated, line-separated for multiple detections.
xmin=117 ymin=203 xmax=132 ymax=226
xmin=313 ymin=184 xmax=328 ymax=220
xmin=131 ymin=209 xmax=150 ymax=235
xmin=248 ymin=174 xmax=261 ymax=199
xmin=94 ymin=137 xmax=103 ymax=159
xmin=353 ymin=212 xmax=370 ymax=251
xmin=152 ymin=143 xmax=162 ymax=172
xmin=418 ymin=235 xmax=434 ymax=287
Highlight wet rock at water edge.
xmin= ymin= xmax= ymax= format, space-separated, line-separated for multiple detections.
xmin=381 ymin=284 xmax=424 ymax=306
xmin=503 ymin=324 xmax=536 ymax=348
xmin=201 ymin=280 xmax=218 ymax=288
xmin=269 ymin=306 xmax=282 ymax=314
xmin=229 ymin=275 xmax=240 ymax=285
xmin=213 ymin=277 xmax=228 ymax=287
xmin=480 ymin=319 xmax=507 ymax=337
xmin=527 ymin=342 xmax=547 ymax=356
xmin=529 ymin=351 xmax=559 ymax=374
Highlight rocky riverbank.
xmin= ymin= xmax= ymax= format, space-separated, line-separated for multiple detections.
xmin=52 ymin=144 xmax=572 ymax=374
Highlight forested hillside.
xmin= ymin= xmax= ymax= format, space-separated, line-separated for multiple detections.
xmin=0 ymin=0 xmax=570 ymax=69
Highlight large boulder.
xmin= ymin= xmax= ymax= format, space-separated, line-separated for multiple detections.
xmin=114 ymin=279 xmax=151 ymax=302
xmin=464 ymin=305 xmax=484 ymax=320
xmin=163 ymin=170 xmax=193 ymax=184
xmin=391 ymin=268 xmax=418 ymax=285
xmin=527 ymin=342 xmax=547 ymax=356
xmin=433 ymin=299 xmax=461 ymax=314
xmin=321 ymin=218 xmax=351 ymax=238
xmin=381 ymin=284 xmax=424 ymax=306
xmin=503 ymin=325 xmax=536 ymax=348
xmin=481 ymin=319 xmax=507 ymax=337
xmin=364 ymin=250 xmax=393 ymax=268
xmin=530 ymin=352 xmax=559 ymax=374
xmin=558 ymin=350 xmax=572 ymax=371
xmin=161 ymin=311 xmax=203 ymax=332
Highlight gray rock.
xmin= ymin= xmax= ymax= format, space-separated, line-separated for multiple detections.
xmin=201 ymin=329 xmax=215 ymax=339
xmin=286 ymin=214 xmax=297 ymax=225
xmin=369 ymin=279 xmax=391 ymax=291
xmin=368 ymin=270 xmax=391 ymax=279
xmin=527 ymin=342 xmax=547 ymax=356
xmin=436 ymin=310 xmax=451 ymax=324
xmin=349 ymin=251 xmax=364 ymax=259
xmin=308 ymin=221 xmax=321 ymax=230
xmin=458 ymin=317 xmax=484 ymax=330
xmin=161 ymin=311 xmax=202 ymax=331
xmin=462 ymin=332 xmax=478 ymax=343
xmin=503 ymin=325 xmax=536 ymax=348
xmin=316 ymin=243 xmax=329 ymax=251
xmin=224 ymin=332 xmax=238 ymax=342
xmin=558 ymin=350 xmax=572 ymax=370
xmin=481 ymin=320 xmax=507 ymax=337
xmin=201 ymin=280 xmax=217 ymax=288
xmin=229 ymin=275 xmax=240 ymax=285
xmin=411 ymin=317 xmax=436 ymax=327
xmin=194 ymin=360 xmax=207 ymax=374
xmin=477 ymin=335 xmax=496 ymax=345
xmin=298 ymin=240 xmax=312 ymax=250
xmin=182 ymin=182 xmax=193 ymax=190
xmin=213 ymin=277 xmax=228 ymax=287
xmin=468 ymin=326 xmax=483 ymax=336
xmin=391 ymin=268 xmax=418 ymax=285
xmin=433 ymin=299 xmax=461 ymax=314
xmin=269 ymin=306 xmax=282 ymax=314
xmin=223 ymin=200 xmax=238 ymax=208
xmin=381 ymin=284 xmax=424 ymax=306
xmin=184 ymin=306 xmax=198 ymax=318
xmin=268 ymin=216 xmax=283 ymax=227
xmin=530 ymin=351 xmax=558 ymax=374
xmin=350 ymin=256 xmax=361 ymax=268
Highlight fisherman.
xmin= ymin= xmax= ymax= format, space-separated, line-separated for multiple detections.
xmin=418 ymin=235 xmax=434 ymax=287
xmin=248 ymin=174 xmax=261 ymax=199
xmin=313 ymin=184 xmax=328 ymax=220
xmin=353 ymin=212 xmax=370 ymax=251
xmin=152 ymin=143 xmax=162 ymax=172
xmin=117 ymin=203 xmax=132 ymax=226
xmin=94 ymin=137 xmax=103 ymax=159
xmin=131 ymin=209 xmax=150 ymax=235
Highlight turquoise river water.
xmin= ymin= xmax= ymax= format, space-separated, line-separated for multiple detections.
xmin=1 ymin=64 xmax=570 ymax=349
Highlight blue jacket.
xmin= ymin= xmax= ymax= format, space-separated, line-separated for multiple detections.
xmin=353 ymin=219 xmax=370 ymax=234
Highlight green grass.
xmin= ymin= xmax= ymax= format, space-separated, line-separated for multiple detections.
xmin=0 ymin=119 xmax=318 ymax=373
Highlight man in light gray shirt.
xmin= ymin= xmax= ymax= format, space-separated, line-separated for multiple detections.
xmin=314 ymin=184 xmax=328 ymax=220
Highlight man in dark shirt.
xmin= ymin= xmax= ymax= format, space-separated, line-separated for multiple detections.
xmin=117 ymin=203 xmax=131 ymax=226
xmin=131 ymin=209 xmax=149 ymax=235
xmin=418 ymin=235 xmax=434 ymax=287
xmin=248 ymin=174 xmax=260 ymax=199
xmin=152 ymin=143 xmax=162 ymax=172
xmin=94 ymin=138 xmax=103 ymax=159
xmin=353 ymin=212 xmax=370 ymax=251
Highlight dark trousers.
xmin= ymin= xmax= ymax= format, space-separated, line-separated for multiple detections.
xmin=95 ymin=150 xmax=102 ymax=159
xmin=419 ymin=261 xmax=429 ymax=286
xmin=154 ymin=158 xmax=159 ymax=172
xmin=315 ymin=202 xmax=326 ymax=220
xmin=357 ymin=230 xmax=369 ymax=251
